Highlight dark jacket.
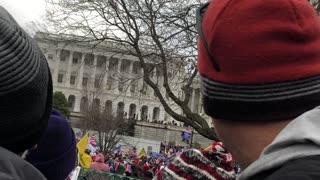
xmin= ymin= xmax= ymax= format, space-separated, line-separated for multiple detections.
xmin=251 ymin=155 xmax=320 ymax=180
xmin=238 ymin=107 xmax=320 ymax=180
xmin=0 ymin=146 xmax=46 ymax=180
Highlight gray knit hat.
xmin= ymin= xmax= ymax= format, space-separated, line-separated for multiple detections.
xmin=0 ymin=6 xmax=52 ymax=153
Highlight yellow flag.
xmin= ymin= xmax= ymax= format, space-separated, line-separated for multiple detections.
xmin=204 ymin=145 xmax=212 ymax=151
xmin=77 ymin=132 xmax=92 ymax=168
xmin=137 ymin=148 xmax=146 ymax=159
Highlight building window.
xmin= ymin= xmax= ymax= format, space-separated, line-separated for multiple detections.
xmin=60 ymin=56 xmax=66 ymax=62
xmin=105 ymin=100 xmax=112 ymax=114
xmin=72 ymin=58 xmax=78 ymax=64
xmin=48 ymin=54 xmax=53 ymax=60
xmin=152 ymin=107 xmax=160 ymax=121
xmin=147 ymin=146 xmax=152 ymax=154
xmin=97 ymin=58 xmax=105 ymax=67
xmin=117 ymin=102 xmax=125 ymax=117
xmin=57 ymin=73 xmax=64 ymax=83
xmin=130 ymin=83 xmax=136 ymax=94
xmin=84 ymin=58 xmax=93 ymax=65
xmin=106 ymin=77 xmax=113 ymax=90
xmin=141 ymin=105 xmax=148 ymax=121
xmin=141 ymin=82 xmax=147 ymax=96
xmin=70 ymin=75 xmax=76 ymax=85
xmin=68 ymin=95 xmax=76 ymax=111
xmin=94 ymin=78 xmax=100 ymax=89
xmin=82 ymin=77 xmax=88 ymax=86
xmin=118 ymin=78 xmax=124 ymax=92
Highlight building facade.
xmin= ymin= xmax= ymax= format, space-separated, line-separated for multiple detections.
xmin=34 ymin=32 xmax=207 ymax=126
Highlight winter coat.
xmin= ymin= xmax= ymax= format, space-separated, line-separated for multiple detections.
xmin=0 ymin=146 xmax=46 ymax=180
xmin=239 ymin=107 xmax=320 ymax=180
xmin=250 ymin=155 xmax=320 ymax=180
xmin=90 ymin=153 xmax=109 ymax=172
xmin=125 ymin=163 xmax=132 ymax=173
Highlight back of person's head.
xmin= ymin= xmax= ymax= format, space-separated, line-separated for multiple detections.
xmin=94 ymin=153 xmax=105 ymax=163
xmin=0 ymin=6 xmax=52 ymax=154
xmin=26 ymin=109 xmax=76 ymax=180
xmin=197 ymin=0 xmax=320 ymax=122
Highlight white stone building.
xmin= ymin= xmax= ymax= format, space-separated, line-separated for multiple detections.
xmin=34 ymin=32 xmax=206 ymax=125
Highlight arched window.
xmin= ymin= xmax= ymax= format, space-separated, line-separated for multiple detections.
xmin=129 ymin=104 xmax=137 ymax=119
xmin=93 ymin=98 xmax=100 ymax=112
xmin=80 ymin=97 xmax=88 ymax=112
xmin=117 ymin=102 xmax=125 ymax=117
xmin=68 ymin=95 xmax=76 ymax=111
xmin=152 ymin=107 xmax=160 ymax=121
xmin=141 ymin=105 xmax=148 ymax=121
xmin=105 ymin=100 xmax=113 ymax=114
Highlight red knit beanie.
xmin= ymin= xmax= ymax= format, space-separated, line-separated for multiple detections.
xmin=198 ymin=0 xmax=320 ymax=121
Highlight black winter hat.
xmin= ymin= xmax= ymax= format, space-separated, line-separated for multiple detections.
xmin=0 ymin=6 xmax=52 ymax=153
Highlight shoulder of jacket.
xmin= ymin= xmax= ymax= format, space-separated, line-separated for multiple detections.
xmin=252 ymin=155 xmax=320 ymax=180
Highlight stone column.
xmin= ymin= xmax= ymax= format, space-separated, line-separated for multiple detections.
xmin=77 ymin=53 xmax=85 ymax=89
xmin=66 ymin=51 xmax=74 ymax=87
xmin=92 ymin=54 xmax=97 ymax=79
xmin=139 ymin=67 xmax=144 ymax=96
xmin=197 ymin=90 xmax=202 ymax=113
xmin=117 ymin=58 xmax=122 ymax=73
xmin=128 ymin=61 xmax=134 ymax=96
xmin=103 ymin=59 xmax=110 ymax=90
xmin=74 ymin=94 xmax=81 ymax=112
xmin=53 ymin=49 xmax=61 ymax=86
xmin=199 ymin=93 xmax=203 ymax=113
xmin=114 ymin=58 xmax=122 ymax=94
xmin=191 ymin=88 xmax=195 ymax=112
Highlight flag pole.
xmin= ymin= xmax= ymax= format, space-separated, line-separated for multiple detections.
xmin=189 ymin=129 xmax=194 ymax=148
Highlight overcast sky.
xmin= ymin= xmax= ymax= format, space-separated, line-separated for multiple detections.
xmin=0 ymin=0 xmax=46 ymax=29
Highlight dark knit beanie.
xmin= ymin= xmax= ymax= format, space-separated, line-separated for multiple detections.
xmin=198 ymin=0 xmax=320 ymax=121
xmin=0 ymin=6 xmax=52 ymax=153
xmin=26 ymin=109 xmax=77 ymax=180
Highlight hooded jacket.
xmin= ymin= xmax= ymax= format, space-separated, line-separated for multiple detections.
xmin=238 ymin=107 xmax=320 ymax=180
xmin=90 ymin=153 xmax=109 ymax=172
xmin=0 ymin=146 xmax=45 ymax=180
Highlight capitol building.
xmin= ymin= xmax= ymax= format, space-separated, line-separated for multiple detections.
xmin=34 ymin=32 xmax=207 ymax=126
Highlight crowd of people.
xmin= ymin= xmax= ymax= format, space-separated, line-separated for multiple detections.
xmin=78 ymin=138 xmax=240 ymax=179
xmin=2 ymin=0 xmax=320 ymax=179
xmin=78 ymin=137 xmax=190 ymax=179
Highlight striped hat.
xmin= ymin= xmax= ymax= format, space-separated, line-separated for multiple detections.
xmin=156 ymin=142 xmax=236 ymax=180
xmin=197 ymin=0 xmax=320 ymax=121
xmin=0 ymin=6 xmax=52 ymax=153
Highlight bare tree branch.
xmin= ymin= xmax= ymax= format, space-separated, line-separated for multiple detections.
xmin=44 ymin=0 xmax=217 ymax=140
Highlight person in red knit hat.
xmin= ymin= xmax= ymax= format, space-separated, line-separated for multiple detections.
xmin=197 ymin=0 xmax=320 ymax=179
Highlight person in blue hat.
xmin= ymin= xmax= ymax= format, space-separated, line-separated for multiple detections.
xmin=26 ymin=109 xmax=77 ymax=180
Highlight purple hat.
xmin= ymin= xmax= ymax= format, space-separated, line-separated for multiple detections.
xmin=26 ymin=108 xmax=77 ymax=180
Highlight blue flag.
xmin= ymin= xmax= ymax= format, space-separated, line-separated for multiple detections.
xmin=182 ymin=132 xmax=191 ymax=140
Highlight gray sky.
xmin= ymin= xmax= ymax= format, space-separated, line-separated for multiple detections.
xmin=0 ymin=0 xmax=46 ymax=29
